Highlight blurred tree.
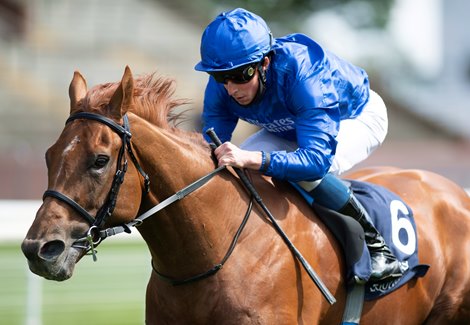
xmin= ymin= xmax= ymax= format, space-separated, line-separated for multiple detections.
xmin=216 ymin=0 xmax=394 ymax=30
xmin=0 ymin=0 xmax=28 ymax=41
xmin=156 ymin=0 xmax=395 ymax=31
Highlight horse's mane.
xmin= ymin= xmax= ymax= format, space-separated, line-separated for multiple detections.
xmin=83 ymin=73 xmax=206 ymax=146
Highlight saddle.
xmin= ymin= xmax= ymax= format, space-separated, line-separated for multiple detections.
xmin=291 ymin=179 xmax=429 ymax=300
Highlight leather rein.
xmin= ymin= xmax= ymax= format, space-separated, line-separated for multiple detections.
xmin=42 ymin=112 xmax=253 ymax=285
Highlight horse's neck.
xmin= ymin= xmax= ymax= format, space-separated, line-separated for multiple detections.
xmin=131 ymin=118 xmax=247 ymax=277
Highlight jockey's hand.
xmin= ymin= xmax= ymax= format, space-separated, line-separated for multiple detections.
xmin=213 ymin=142 xmax=262 ymax=170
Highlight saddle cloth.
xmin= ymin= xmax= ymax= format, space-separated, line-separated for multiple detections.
xmin=291 ymin=179 xmax=430 ymax=300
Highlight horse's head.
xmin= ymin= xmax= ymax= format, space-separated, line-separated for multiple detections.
xmin=21 ymin=67 xmax=145 ymax=281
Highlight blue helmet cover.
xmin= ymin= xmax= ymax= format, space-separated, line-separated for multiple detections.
xmin=195 ymin=8 xmax=273 ymax=72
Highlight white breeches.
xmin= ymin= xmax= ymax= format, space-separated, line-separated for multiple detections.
xmin=240 ymin=90 xmax=388 ymax=176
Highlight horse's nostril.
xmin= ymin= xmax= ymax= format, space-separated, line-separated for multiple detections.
xmin=39 ymin=240 xmax=65 ymax=261
xmin=21 ymin=240 xmax=40 ymax=261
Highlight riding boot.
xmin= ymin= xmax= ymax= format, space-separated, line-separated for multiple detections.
xmin=339 ymin=194 xmax=404 ymax=281
xmin=301 ymin=173 xmax=404 ymax=281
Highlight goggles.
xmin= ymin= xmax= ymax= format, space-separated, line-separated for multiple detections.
xmin=209 ymin=62 xmax=259 ymax=84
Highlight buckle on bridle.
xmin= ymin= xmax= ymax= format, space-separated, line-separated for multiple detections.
xmin=72 ymin=225 xmax=101 ymax=262
xmin=84 ymin=226 xmax=101 ymax=262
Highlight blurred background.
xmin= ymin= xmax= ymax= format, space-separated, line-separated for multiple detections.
xmin=0 ymin=0 xmax=468 ymax=324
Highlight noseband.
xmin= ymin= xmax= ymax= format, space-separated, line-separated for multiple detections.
xmin=43 ymin=112 xmax=150 ymax=259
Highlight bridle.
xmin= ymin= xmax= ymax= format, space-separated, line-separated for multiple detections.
xmin=41 ymin=111 xmax=335 ymax=302
xmin=42 ymin=111 xmax=252 ymax=285
xmin=43 ymin=112 xmax=150 ymax=260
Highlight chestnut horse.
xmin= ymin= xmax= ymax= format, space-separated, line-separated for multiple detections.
xmin=22 ymin=67 xmax=470 ymax=324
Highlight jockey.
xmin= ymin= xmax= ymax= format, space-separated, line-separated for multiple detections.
xmin=195 ymin=8 xmax=402 ymax=281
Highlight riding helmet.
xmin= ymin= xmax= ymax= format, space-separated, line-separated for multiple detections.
xmin=194 ymin=8 xmax=273 ymax=72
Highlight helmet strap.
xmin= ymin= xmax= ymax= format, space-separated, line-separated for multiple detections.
xmin=255 ymin=65 xmax=267 ymax=98
xmin=241 ymin=59 xmax=267 ymax=106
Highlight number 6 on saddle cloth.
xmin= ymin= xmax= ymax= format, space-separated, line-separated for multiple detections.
xmin=292 ymin=180 xmax=429 ymax=300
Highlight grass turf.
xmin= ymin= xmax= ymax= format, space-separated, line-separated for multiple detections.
xmin=1 ymin=239 xmax=150 ymax=325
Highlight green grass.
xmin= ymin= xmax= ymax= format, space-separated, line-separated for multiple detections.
xmin=0 ymin=239 xmax=150 ymax=325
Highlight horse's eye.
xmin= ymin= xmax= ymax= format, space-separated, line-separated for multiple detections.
xmin=94 ymin=155 xmax=109 ymax=169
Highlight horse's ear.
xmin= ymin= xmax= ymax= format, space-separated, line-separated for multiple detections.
xmin=108 ymin=66 xmax=134 ymax=119
xmin=69 ymin=71 xmax=87 ymax=114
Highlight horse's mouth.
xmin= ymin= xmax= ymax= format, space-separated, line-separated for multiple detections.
xmin=26 ymin=246 xmax=83 ymax=282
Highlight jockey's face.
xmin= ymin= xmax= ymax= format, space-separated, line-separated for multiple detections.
xmin=224 ymin=70 xmax=259 ymax=106
xmin=223 ymin=57 xmax=269 ymax=106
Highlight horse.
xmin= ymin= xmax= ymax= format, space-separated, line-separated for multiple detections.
xmin=21 ymin=66 xmax=470 ymax=324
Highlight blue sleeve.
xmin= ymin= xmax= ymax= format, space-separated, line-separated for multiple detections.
xmin=265 ymin=73 xmax=340 ymax=182
xmin=201 ymin=79 xmax=238 ymax=143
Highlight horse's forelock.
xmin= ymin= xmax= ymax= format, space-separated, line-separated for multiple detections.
xmin=81 ymin=82 xmax=117 ymax=113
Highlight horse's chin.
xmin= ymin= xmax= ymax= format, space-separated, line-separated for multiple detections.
xmin=28 ymin=246 xmax=82 ymax=282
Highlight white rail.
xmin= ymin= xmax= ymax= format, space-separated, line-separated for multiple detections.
xmin=2 ymin=191 xmax=470 ymax=242
xmin=0 ymin=200 xmax=140 ymax=242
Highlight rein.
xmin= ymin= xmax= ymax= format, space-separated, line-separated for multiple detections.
xmin=152 ymin=196 xmax=253 ymax=286
xmin=42 ymin=112 xmax=253 ymax=285
xmin=98 ymin=164 xmax=227 ymax=240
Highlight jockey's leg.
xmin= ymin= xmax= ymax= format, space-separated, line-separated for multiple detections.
xmin=241 ymin=91 xmax=400 ymax=280
xmin=306 ymin=90 xmax=402 ymax=280
xmin=300 ymin=174 xmax=403 ymax=281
